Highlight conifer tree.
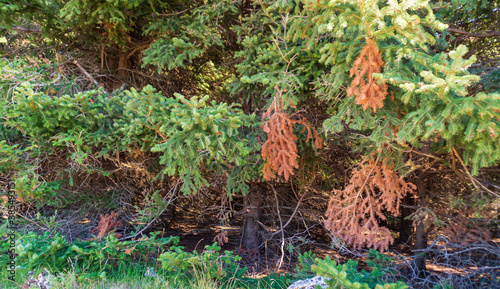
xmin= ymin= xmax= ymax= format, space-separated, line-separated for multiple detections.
xmin=233 ymin=0 xmax=500 ymax=270
xmin=1 ymin=0 xmax=498 ymax=275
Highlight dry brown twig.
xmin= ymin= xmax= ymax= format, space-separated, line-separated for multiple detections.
xmin=55 ymin=61 xmax=107 ymax=93
xmin=407 ymin=235 xmax=500 ymax=288
xmin=90 ymin=211 xmax=123 ymax=240
xmin=452 ymin=147 xmax=500 ymax=198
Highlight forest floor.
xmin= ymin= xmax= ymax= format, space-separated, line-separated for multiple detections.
xmin=161 ymin=219 xmax=500 ymax=288
xmin=12 ymin=211 xmax=500 ymax=289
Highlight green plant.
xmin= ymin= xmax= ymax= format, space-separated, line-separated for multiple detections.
xmin=432 ymin=279 xmax=453 ymax=289
xmin=235 ymin=272 xmax=293 ymax=289
xmin=295 ymin=250 xmax=317 ymax=277
xmin=158 ymin=242 xmax=246 ymax=284
xmin=0 ymin=141 xmax=21 ymax=175
xmin=1 ymin=1 xmax=499 ymax=287
xmin=2 ymin=83 xmax=261 ymax=197
xmin=232 ymin=0 xmax=500 ymax=255
xmin=365 ymin=249 xmax=400 ymax=285
xmin=311 ymin=256 xmax=407 ymax=289
xmin=45 ymin=264 xmax=217 ymax=289
xmin=0 ymin=229 xmax=178 ymax=281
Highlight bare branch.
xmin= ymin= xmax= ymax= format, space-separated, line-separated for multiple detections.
xmin=126 ymin=42 xmax=153 ymax=60
xmin=447 ymin=27 xmax=500 ymax=38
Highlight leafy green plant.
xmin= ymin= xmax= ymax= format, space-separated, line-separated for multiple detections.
xmin=311 ymin=256 xmax=407 ymax=289
xmin=231 ymin=0 xmax=500 ymax=255
xmin=158 ymin=242 xmax=246 ymax=284
xmin=0 ymin=141 xmax=21 ymax=175
xmin=0 ymin=229 xmax=178 ymax=281
xmin=293 ymin=250 xmax=404 ymax=288
xmin=295 ymin=250 xmax=317 ymax=277
xmin=146 ymin=92 xmax=261 ymax=195
xmin=1 ymin=2 xmax=499 ymax=288
xmin=364 ymin=249 xmax=400 ymax=286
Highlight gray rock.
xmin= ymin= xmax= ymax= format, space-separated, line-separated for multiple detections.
xmin=287 ymin=276 xmax=331 ymax=289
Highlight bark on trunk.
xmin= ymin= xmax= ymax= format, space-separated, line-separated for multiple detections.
xmin=243 ymin=189 xmax=262 ymax=252
xmin=398 ymin=194 xmax=413 ymax=244
xmin=117 ymin=55 xmax=128 ymax=78
xmin=412 ymin=179 xmax=428 ymax=276
xmin=112 ymin=54 xmax=128 ymax=90
xmin=413 ymin=214 xmax=427 ymax=275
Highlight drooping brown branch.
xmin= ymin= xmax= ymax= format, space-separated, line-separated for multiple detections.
xmin=261 ymin=89 xmax=322 ymax=181
xmin=324 ymin=159 xmax=416 ymax=251
xmin=347 ymin=38 xmax=388 ymax=112
xmin=213 ymin=230 xmax=229 ymax=246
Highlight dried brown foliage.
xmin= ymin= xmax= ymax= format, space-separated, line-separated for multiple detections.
xmin=90 ymin=211 xmax=123 ymax=239
xmin=213 ymin=230 xmax=229 ymax=246
xmin=325 ymin=159 xmax=416 ymax=251
xmin=261 ymin=91 xmax=323 ymax=181
xmin=347 ymin=38 xmax=388 ymax=112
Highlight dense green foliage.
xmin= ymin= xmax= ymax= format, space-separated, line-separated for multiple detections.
xmin=233 ymin=0 xmax=500 ymax=173
xmin=0 ymin=227 xmax=177 ymax=281
xmin=1 ymin=74 xmax=260 ymax=196
xmin=311 ymin=256 xmax=407 ymax=289
xmin=158 ymin=243 xmax=246 ymax=283
xmin=1 ymin=0 xmax=499 ymax=287
xmin=1 ymin=229 xmax=407 ymax=288
xmin=294 ymin=250 xmax=407 ymax=289
xmin=2 ymin=1 xmax=497 ymax=191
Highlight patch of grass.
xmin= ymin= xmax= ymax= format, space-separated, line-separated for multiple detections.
xmin=4 ymin=265 xmax=222 ymax=289
xmin=2 ymin=263 xmax=294 ymax=289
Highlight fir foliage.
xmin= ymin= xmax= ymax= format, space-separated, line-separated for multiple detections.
xmin=1 ymin=0 xmax=499 ymax=269
xmin=2 ymin=83 xmax=260 ymax=196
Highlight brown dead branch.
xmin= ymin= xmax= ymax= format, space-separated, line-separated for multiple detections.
xmin=55 ymin=61 xmax=107 ymax=93
xmin=325 ymin=158 xmax=416 ymax=251
xmin=347 ymin=38 xmax=388 ymax=112
xmin=90 ymin=211 xmax=123 ymax=240
xmin=447 ymin=27 xmax=500 ymax=38
xmin=261 ymin=88 xmax=322 ymax=181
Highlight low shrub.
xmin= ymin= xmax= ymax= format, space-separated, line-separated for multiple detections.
xmin=294 ymin=250 xmax=407 ymax=289
xmin=158 ymin=242 xmax=246 ymax=285
xmin=1 ymin=228 xmax=410 ymax=289
xmin=311 ymin=255 xmax=407 ymax=289
xmin=0 ymin=228 xmax=178 ymax=282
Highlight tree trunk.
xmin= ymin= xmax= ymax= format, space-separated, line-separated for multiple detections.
xmin=112 ymin=54 xmax=128 ymax=90
xmin=117 ymin=55 xmax=128 ymax=78
xmin=243 ymin=188 xmax=262 ymax=252
xmin=398 ymin=194 xmax=413 ymax=244
xmin=412 ymin=179 xmax=428 ymax=276
xmin=413 ymin=216 xmax=427 ymax=275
